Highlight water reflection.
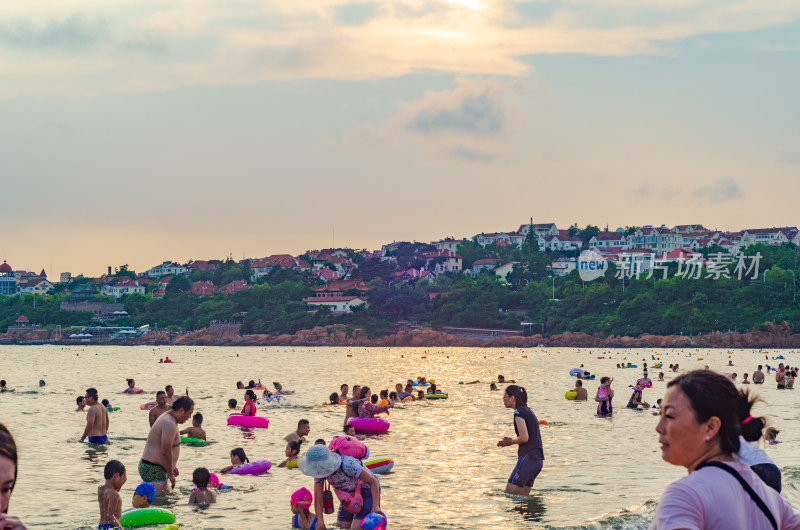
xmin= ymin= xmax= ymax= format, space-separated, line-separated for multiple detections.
xmin=509 ymin=494 xmax=547 ymax=523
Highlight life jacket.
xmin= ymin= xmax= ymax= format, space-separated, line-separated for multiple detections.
xmin=329 ymin=436 xmax=369 ymax=460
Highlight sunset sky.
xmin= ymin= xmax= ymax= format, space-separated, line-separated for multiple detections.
xmin=1 ymin=0 xmax=799 ymax=277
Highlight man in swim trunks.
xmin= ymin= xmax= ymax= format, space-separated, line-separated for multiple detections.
xmin=148 ymin=391 xmax=169 ymax=427
xmin=753 ymin=365 xmax=765 ymax=384
xmin=140 ymin=396 xmax=194 ymax=496
xmin=81 ymin=387 xmax=109 ymax=444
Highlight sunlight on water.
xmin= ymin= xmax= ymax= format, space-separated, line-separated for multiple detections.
xmin=1 ymin=345 xmax=799 ymax=528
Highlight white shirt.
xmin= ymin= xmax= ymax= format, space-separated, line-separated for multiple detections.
xmin=735 ymin=436 xmax=775 ymax=467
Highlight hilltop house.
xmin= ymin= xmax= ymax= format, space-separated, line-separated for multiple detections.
xmin=303 ymin=279 xmax=372 ymax=313
xmin=147 ymin=261 xmax=187 ymax=279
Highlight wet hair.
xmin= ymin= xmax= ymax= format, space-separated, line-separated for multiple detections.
xmin=127 ymin=378 xmax=134 ymax=386
xmin=248 ymin=380 xmax=255 ymax=388
xmin=236 ymin=381 xmax=244 ymax=389
xmin=758 ymin=365 xmax=763 ymax=370
xmin=101 ymin=399 xmax=110 ymax=407
xmin=329 ymin=392 xmax=339 ymax=403
xmin=0 ymin=423 xmax=18 ymax=512
xmin=104 ymin=459 xmax=126 ymax=480
xmin=244 ymin=390 xmax=256 ymax=401
xmin=193 ymin=413 xmax=203 ymax=425
xmin=359 ymin=387 xmax=371 ymax=399
xmin=228 ymin=398 xmax=237 ymax=408
xmin=344 ymin=425 xmax=355 ymax=434
xmin=76 ymin=396 xmax=85 ymax=405
xmin=298 ymin=419 xmax=309 ymax=429
xmin=86 ymin=387 xmax=98 ymax=401
xmin=315 ymin=439 xmax=326 ymax=445
xmin=417 ymin=390 xmax=424 ymax=397
xmin=405 ymin=384 xmax=412 ymax=392
xmin=668 ymin=370 xmax=765 ymax=453
xmin=370 ymin=394 xmax=378 ymax=404
xmin=498 ymin=375 xmax=505 ymax=381
xmin=0 ymin=380 xmax=5 ymax=387
xmin=231 ymin=447 xmax=249 ymax=463
xmin=504 ymin=385 xmax=528 ymax=407
xmin=193 ymin=467 xmax=210 ymax=488
xmin=575 ymin=380 xmax=583 ymax=387
xmin=273 ymin=382 xmax=281 ymax=389
xmin=430 ymin=384 xmax=437 ymax=392
xmin=288 ymin=441 xmax=303 ymax=454
xmin=171 ymin=396 xmax=194 ymax=412
xmin=165 ymin=385 xmax=173 ymax=393
xmin=156 ymin=391 xmax=166 ymax=399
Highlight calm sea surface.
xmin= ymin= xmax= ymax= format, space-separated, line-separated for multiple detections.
xmin=2 ymin=345 xmax=800 ymax=529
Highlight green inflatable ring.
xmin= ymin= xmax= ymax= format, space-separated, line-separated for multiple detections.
xmin=181 ymin=436 xmax=210 ymax=446
xmin=106 ymin=407 xmax=120 ymax=412
xmin=120 ymin=507 xmax=176 ymax=526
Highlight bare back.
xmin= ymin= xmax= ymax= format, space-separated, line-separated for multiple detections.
xmin=97 ymin=484 xmax=121 ymax=525
xmin=149 ymin=404 xmax=169 ymax=427
xmin=87 ymin=403 xmax=109 ymax=437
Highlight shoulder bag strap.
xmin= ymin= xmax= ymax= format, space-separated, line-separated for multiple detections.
xmin=696 ymin=461 xmax=777 ymax=530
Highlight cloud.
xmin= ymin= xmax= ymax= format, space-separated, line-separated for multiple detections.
xmin=2 ymin=1 xmax=800 ymax=97
xmin=408 ymin=89 xmax=505 ymax=135
xmin=693 ymin=176 xmax=743 ymax=204
xmin=0 ymin=14 xmax=109 ymax=51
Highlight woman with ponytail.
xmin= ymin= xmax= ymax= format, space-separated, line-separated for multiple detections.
xmin=651 ymin=370 xmax=799 ymax=529
xmin=497 ymin=385 xmax=544 ymax=495
xmin=736 ymin=394 xmax=782 ymax=492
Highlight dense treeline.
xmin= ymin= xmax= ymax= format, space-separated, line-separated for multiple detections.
xmin=2 ymin=243 xmax=798 ymax=338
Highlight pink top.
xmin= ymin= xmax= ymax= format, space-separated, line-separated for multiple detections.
xmin=242 ymin=400 xmax=257 ymax=416
xmin=650 ymin=461 xmax=800 ymax=529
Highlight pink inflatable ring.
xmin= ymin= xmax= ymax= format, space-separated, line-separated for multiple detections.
xmin=227 ymin=416 xmax=269 ymax=428
xmin=229 ymin=460 xmax=272 ymax=475
xmin=347 ymin=417 xmax=389 ymax=432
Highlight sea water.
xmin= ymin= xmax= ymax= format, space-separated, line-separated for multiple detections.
xmin=1 ymin=345 xmax=799 ymax=529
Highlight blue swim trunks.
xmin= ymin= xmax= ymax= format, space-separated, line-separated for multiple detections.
xmin=88 ymin=435 xmax=108 ymax=444
xmin=98 ymin=524 xmax=114 ymax=529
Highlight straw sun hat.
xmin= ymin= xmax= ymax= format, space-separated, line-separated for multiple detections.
xmin=298 ymin=445 xmax=342 ymax=478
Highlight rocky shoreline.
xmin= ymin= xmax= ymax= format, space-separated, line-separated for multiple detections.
xmin=4 ymin=322 xmax=799 ymax=348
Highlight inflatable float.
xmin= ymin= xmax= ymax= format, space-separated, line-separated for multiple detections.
xmin=365 ymin=458 xmax=394 ymax=474
xmin=139 ymin=403 xmax=156 ymax=410
xmin=422 ymin=394 xmax=448 ymax=399
xmin=227 ymin=415 xmax=269 ymax=428
xmin=347 ymin=417 xmax=390 ymax=432
xmin=229 ymin=459 xmax=272 ymax=475
xmin=181 ymin=436 xmax=210 ymax=446
xmin=569 ymin=368 xmax=585 ymax=377
xmin=120 ymin=507 xmax=175 ymax=527
xmin=258 ymin=395 xmax=288 ymax=406
xmin=565 ymin=391 xmax=577 ymax=400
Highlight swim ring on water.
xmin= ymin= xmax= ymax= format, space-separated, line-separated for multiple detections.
xmin=139 ymin=403 xmax=156 ymax=410
xmin=422 ymin=394 xmax=448 ymax=399
xmin=569 ymin=368 xmax=585 ymax=377
xmin=227 ymin=415 xmax=269 ymax=428
xmin=564 ymin=391 xmax=577 ymax=400
xmin=285 ymin=459 xmax=298 ymax=469
xmin=120 ymin=507 xmax=176 ymax=526
xmin=257 ymin=395 xmax=287 ymax=406
xmin=229 ymin=460 xmax=272 ymax=475
xmin=347 ymin=417 xmax=390 ymax=432
xmin=365 ymin=458 xmax=394 ymax=474
xmin=105 ymin=407 xmax=120 ymax=412
xmin=181 ymin=436 xmax=210 ymax=447
xmin=412 ymin=382 xmax=430 ymax=387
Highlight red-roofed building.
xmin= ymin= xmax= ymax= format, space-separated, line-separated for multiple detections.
xmin=311 ymin=280 xmax=372 ymax=297
xmin=16 ymin=315 xmax=28 ymax=323
xmin=221 ymin=281 xmax=250 ymax=294
xmin=187 ymin=260 xmax=217 ymax=271
xmin=392 ymin=268 xmax=433 ymax=282
xmin=589 ymin=232 xmax=630 ymax=250
xmin=303 ymin=296 xmax=368 ymax=313
xmin=313 ymin=268 xmax=344 ymax=282
xmin=19 ymin=279 xmax=54 ymax=295
xmin=422 ymin=249 xmax=463 ymax=274
xmin=538 ymin=234 xmax=583 ymax=252
xmin=191 ymin=282 xmax=218 ymax=296
xmin=152 ymin=289 xmax=166 ymax=298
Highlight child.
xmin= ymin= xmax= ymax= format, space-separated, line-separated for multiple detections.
xmin=652 ymin=398 xmax=663 ymax=416
xmin=290 ymin=487 xmax=317 ymax=529
xmin=188 ymin=467 xmax=217 ymax=504
xmin=658 ymin=372 xmax=665 ymax=382
xmin=180 ymin=413 xmax=207 ymax=440
xmin=490 ymin=383 xmax=498 ymax=391
xmin=221 ymin=447 xmax=249 ymax=473
xmin=343 ymin=425 xmax=366 ymax=441
xmin=743 ymin=373 xmax=751 ymax=384
xmin=132 ymin=482 xmax=154 ymax=508
xmin=766 ymin=427 xmax=781 ymax=444
xmin=417 ymin=390 xmax=425 ymax=400
xmin=228 ymin=398 xmax=238 ymax=410
xmin=98 ymin=460 xmax=126 ymax=529
xmin=101 ymin=399 xmax=113 ymax=411
xmin=278 ymin=441 xmax=303 ymax=468
xmin=328 ymin=392 xmax=340 ymax=405
xmin=388 ymin=391 xmax=398 ymax=405
xmin=314 ymin=438 xmax=326 ymax=445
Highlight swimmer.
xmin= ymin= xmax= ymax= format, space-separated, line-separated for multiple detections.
xmin=572 ymin=380 xmax=588 ymax=400
xmin=278 ymin=441 xmax=303 ymax=468
xmin=149 ymin=391 xmax=170 ymax=427
xmin=651 ymin=398 xmax=663 ymax=416
xmin=490 ymin=383 xmax=499 ymax=391
xmin=247 ymin=380 xmax=256 ymax=389
xmin=76 ymin=396 xmax=86 ymax=412
xmin=343 ymin=425 xmax=366 ymax=440
xmin=236 ymin=381 xmax=245 ymax=389
xmin=165 ymin=385 xmax=189 ymax=405
xmin=221 ymin=447 xmax=249 ymax=474
xmin=498 ymin=375 xmax=516 ymax=384
xmin=315 ymin=439 xmax=326 ymax=445
xmin=328 ymin=392 xmax=340 ymax=405
xmin=180 ymin=413 xmax=206 ymax=441
xmin=121 ymin=378 xmax=141 ymax=394
xmin=742 ymin=373 xmax=750 ymax=384
xmin=339 ymin=384 xmax=349 ymax=402
xmin=81 ymin=387 xmax=109 ymax=444
xmin=284 ymin=419 xmax=310 ymax=451
xmin=101 ymin=399 xmax=114 ymax=411
xmin=273 ymin=382 xmax=294 ymax=395
xmin=237 ymin=390 xmax=257 ymax=416
xmin=766 ymin=427 xmax=780 ymax=444
xmin=140 ymin=396 xmax=194 ymax=496
xmin=228 ymin=398 xmax=238 ymax=410
xmin=0 ymin=380 xmax=8 ymax=392
xmin=98 ymin=460 xmax=126 ymax=529
xmin=417 ymin=390 xmax=425 ymax=400
xmin=188 ymin=467 xmax=217 ymax=505
xmin=38 ymin=379 xmax=45 ymax=387
xmin=658 ymin=372 xmax=664 ymax=382
xmin=132 ymin=482 xmax=154 ymax=508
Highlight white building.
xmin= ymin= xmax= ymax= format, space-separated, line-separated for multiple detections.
xmin=303 ymin=296 xmax=367 ymax=313
xmin=147 ymin=261 xmax=188 ymax=279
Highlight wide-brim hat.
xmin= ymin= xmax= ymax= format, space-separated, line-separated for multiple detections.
xmin=298 ymin=445 xmax=342 ymax=478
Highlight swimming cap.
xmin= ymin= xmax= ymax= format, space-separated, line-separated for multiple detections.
xmin=291 ymin=487 xmax=313 ymax=508
xmin=135 ymin=482 xmax=155 ymax=503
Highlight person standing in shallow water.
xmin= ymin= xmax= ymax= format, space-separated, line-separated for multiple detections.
xmin=497 ymin=385 xmax=544 ymax=495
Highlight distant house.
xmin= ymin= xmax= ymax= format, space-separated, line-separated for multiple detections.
xmin=311 ymin=280 xmax=372 ymax=298
xmin=547 ymin=258 xmax=577 ymax=277
xmin=470 ymin=258 xmax=498 ymax=276
xmin=187 ymin=260 xmax=217 ymax=272
xmin=147 ymin=261 xmax=187 ymax=278
xmin=101 ymin=280 xmax=145 ymax=297
xmin=739 ymin=227 xmax=798 ymax=247
xmin=423 ymin=249 xmax=463 ymax=274
xmin=538 ymin=234 xmax=583 ymax=252
xmin=221 ymin=281 xmax=250 ymax=294
xmin=431 ymin=238 xmax=467 ymax=253
xmin=474 ymin=232 xmax=526 ymax=248
xmin=18 ymin=279 xmax=54 ymax=295
xmin=249 ymin=255 xmax=311 ymax=281
xmin=494 ymin=262 xmax=519 ymax=284
xmin=392 ymin=268 xmax=433 ymax=282
xmin=589 ymin=232 xmax=630 ymax=250
xmin=191 ymin=281 xmax=218 ymax=296
xmin=302 ymin=296 xmax=368 ymax=314
xmin=313 ymin=268 xmax=344 ymax=282
xmin=518 ymin=223 xmax=559 ymax=238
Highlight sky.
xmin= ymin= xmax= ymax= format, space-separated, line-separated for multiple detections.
xmin=1 ymin=0 xmax=799 ymax=277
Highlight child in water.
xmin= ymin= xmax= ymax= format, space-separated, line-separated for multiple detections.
xmin=97 ymin=460 xmax=126 ymax=529
xmin=132 ymin=482 xmax=154 ymax=508
xmin=278 ymin=441 xmax=303 ymax=468
xmin=221 ymin=448 xmax=249 ymax=473
xmin=273 ymin=382 xmax=294 ymax=395
xmin=343 ymin=425 xmax=366 ymax=441
xmin=228 ymin=398 xmax=238 ymax=410
xmin=180 ymin=413 xmax=206 ymax=440
xmin=290 ymin=487 xmax=317 ymax=529
xmin=189 ymin=467 xmax=217 ymax=504
xmin=417 ymin=390 xmax=425 ymax=400
xmin=328 ymin=392 xmax=340 ymax=405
